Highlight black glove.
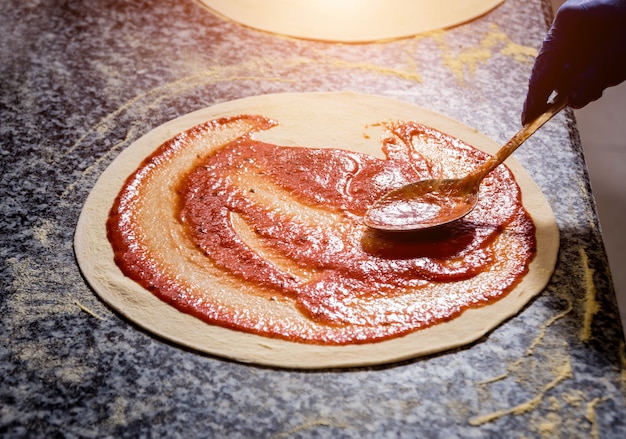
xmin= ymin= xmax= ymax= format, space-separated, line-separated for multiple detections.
xmin=522 ymin=0 xmax=626 ymax=125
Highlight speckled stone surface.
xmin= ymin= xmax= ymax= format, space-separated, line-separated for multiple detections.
xmin=1 ymin=0 xmax=625 ymax=437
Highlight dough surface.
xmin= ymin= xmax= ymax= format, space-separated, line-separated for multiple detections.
xmin=75 ymin=92 xmax=559 ymax=369
xmin=197 ymin=0 xmax=504 ymax=42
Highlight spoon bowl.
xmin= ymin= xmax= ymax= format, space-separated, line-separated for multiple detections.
xmin=364 ymin=97 xmax=567 ymax=231
xmin=364 ymin=177 xmax=480 ymax=231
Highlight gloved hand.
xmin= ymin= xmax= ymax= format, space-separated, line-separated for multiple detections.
xmin=522 ymin=0 xmax=626 ymax=125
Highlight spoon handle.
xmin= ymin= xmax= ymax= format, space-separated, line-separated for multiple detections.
xmin=472 ymin=95 xmax=568 ymax=182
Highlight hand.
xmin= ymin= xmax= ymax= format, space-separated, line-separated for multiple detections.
xmin=522 ymin=0 xmax=626 ymax=125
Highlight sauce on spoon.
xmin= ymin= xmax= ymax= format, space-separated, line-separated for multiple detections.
xmin=364 ymin=97 xmax=567 ymax=232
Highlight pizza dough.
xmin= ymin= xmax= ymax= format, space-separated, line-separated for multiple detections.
xmin=75 ymin=92 xmax=559 ymax=368
xmin=196 ymin=0 xmax=505 ymax=42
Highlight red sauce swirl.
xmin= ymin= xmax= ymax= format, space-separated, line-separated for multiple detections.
xmin=108 ymin=116 xmax=536 ymax=344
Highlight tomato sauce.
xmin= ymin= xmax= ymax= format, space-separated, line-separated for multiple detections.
xmin=108 ymin=116 xmax=536 ymax=344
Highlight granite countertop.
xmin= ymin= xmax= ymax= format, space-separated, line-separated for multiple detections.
xmin=1 ymin=0 xmax=625 ymax=437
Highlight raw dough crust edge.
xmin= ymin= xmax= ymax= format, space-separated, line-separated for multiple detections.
xmin=74 ymin=92 xmax=559 ymax=369
xmin=196 ymin=0 xmax=505 ymax=43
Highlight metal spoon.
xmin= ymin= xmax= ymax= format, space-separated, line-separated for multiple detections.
xmin=364 ymin=97 xmax=567 ymax=231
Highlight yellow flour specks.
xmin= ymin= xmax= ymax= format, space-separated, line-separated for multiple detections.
xmin=500 ymin=43 xmax=538 ymax=64
xmin=7 ymin=256 xmax=73 ymax=315
xmin=471 ymin=288 xmax=583 ymax=431
xmin=60 ymin=56 xmax=306 ymax=200
xmin=536 ymin=412 xmax=562 ymax=439
xmin=6 ymin=257 xmax=92 ymax=386
xmin=58 ymin=57 xmax=297 ymax=168
xmin=547 ymin=396 xmax=561 ymax=411
xmin=61 ymin=124 xmax=141 ymax=200
xmin=525 ymin=296 xmax=574 ymax=355
xmin=579 ymin=247 xmax=599 ymax=342
xmin=486 ymin=24 xmax=537 ymax=63
xmin=402 ymin=34 xmax=428 ymax=75
xmin=7 ymin=255 xmax=106 ymax=323
xmin=74 ymin=300 xmax=105 ymax=320
xmin=32 ymin=219 xmax=54 ymax=249
xmin=562 ymin=389 xmax=586 ymax=408
xmin=310 ymin=44 xmax=423 ymax=83
xmin=325 ymin=58 xmax=422 ymax=83
xmin=477 ymin=295 xmax=573 ymax=387
xmin=469 ymin=359 xmax=573 ymax=426
xmin=430 ymin=23 xmax=537 ymax=84
xmin=271 ymin=419 xmax=350 ymax=439
xmin=476 ymin=357 xmax=524 ymax=386
xmin=428 ymin=29 xmax=489 ymax=84
xmin=102 ymin=397 xmax=130 ymax=429
xmin=586 ymin=397 xmax=606 ymax=439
